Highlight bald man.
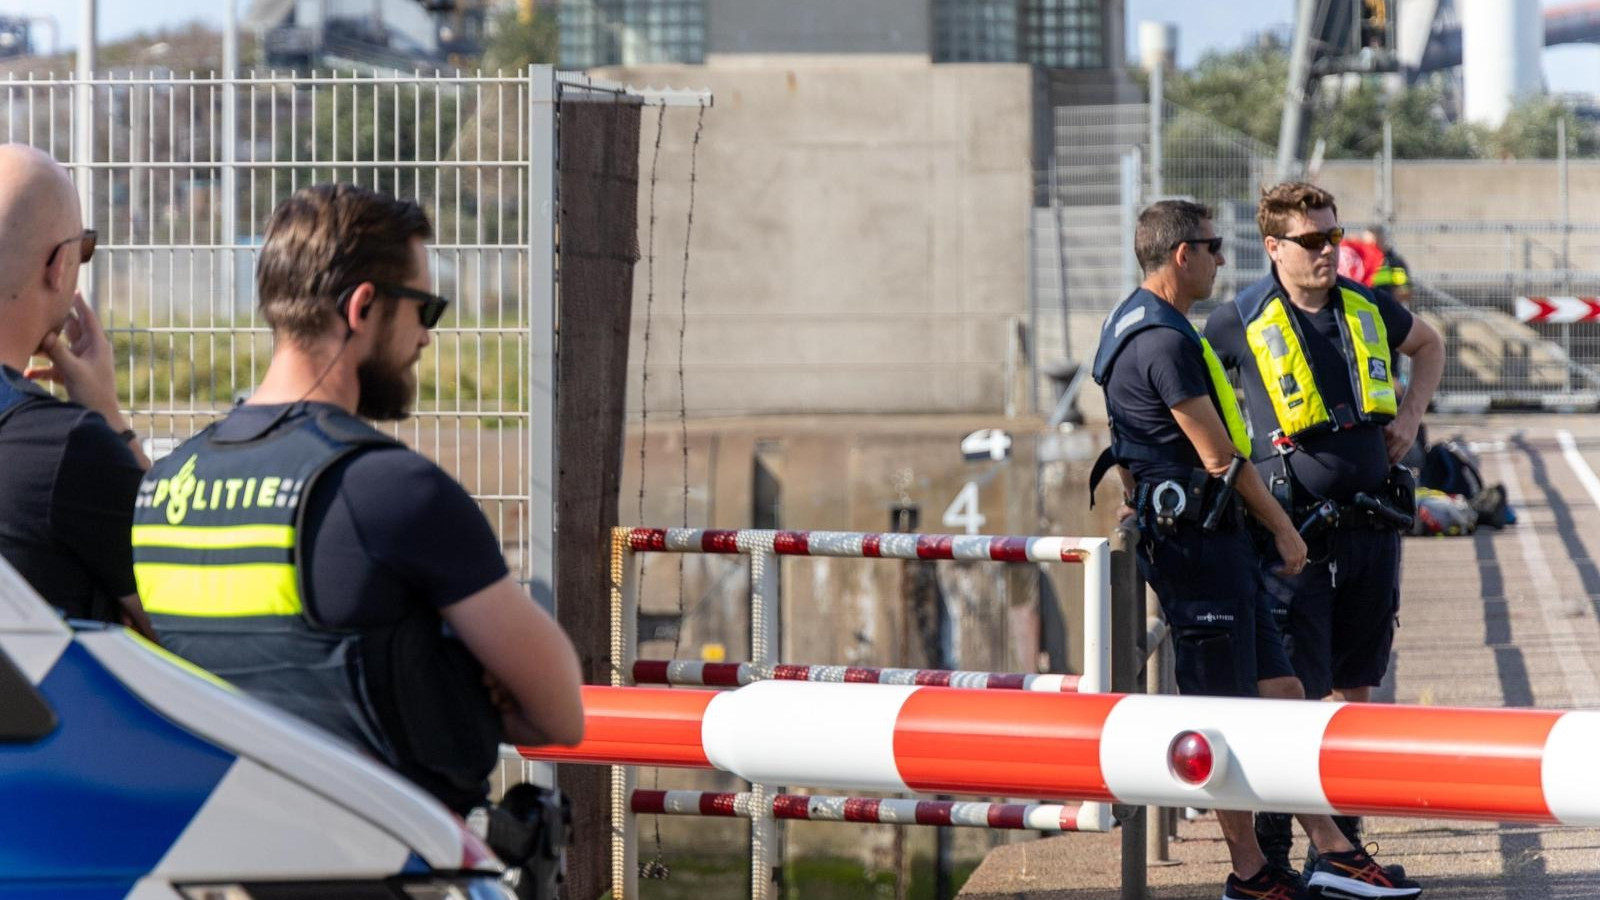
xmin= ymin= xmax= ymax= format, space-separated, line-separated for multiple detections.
xmin=0 ymin=144 xmax=153 ymax=637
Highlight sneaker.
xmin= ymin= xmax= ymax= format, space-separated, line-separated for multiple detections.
xmin=1306 ymin=846 xmax=1421 ymax=899
xmin=1224 ymin=864 xmax=1307 ymax=900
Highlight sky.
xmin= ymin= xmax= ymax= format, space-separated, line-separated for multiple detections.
xmin=1125 ymin=0 xmax=1600 ymax=95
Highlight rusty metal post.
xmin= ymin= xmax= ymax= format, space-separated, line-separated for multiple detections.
xmin=1112 ymin=523 xmax=1148 ymax=900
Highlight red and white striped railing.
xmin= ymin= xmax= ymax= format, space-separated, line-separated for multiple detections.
xmin=633 ymin=659 xmax=1082 ymax=692
xmin=632 ymin=790 xmax=1094 ymax=831
xmin=623 ymin=526 xmax=1099 ymax=563
xmin=526 ymin=681 xmax=1600 ymax=826
xmin=607 ymin=526 xmax=1113 ymax=900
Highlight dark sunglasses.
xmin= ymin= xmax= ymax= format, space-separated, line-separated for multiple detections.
xmin=1275 ymin=227 xmax=1344 ymax=252
xmin=339 ymin=282 xmax=452 ymax=329
xmin=1172 ymin=236 xmax=1223 ymax=255
xmin=46 ymin=228 xmax=96 ymax=267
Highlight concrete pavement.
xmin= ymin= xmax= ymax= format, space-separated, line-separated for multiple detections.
xmin=960 ymin=414 xmax=1600 ymax=899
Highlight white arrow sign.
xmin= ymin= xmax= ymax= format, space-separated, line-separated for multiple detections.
xmin=1515 ymin=296 xmax=1600 ymax=324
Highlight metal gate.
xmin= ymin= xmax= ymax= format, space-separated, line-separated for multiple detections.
xmin=0 ymin=67 xmax=580 ymax=584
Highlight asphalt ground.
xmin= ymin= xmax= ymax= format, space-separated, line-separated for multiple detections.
xmin=960 ymin=414 xmax=1600 ymax=900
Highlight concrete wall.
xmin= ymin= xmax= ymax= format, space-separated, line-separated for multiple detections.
xmin=596 ymin=60 xmax=1036 ymax=417
xmin=707 ymin=0 xmax=931 ymax=57
xmin=1317 ymin=159 xmax=1600 ymax=274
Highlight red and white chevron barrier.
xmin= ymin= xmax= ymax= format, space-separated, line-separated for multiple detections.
xmin=632 ymin=659 xmax=1082 ymax=692
xmin=632 ymin=790 xmax=1094 ymax=831
xmin=526 ymin=681 xmax=1600 ymax=824
xmin=1516 ymin=295 xmax=1600 ymax=324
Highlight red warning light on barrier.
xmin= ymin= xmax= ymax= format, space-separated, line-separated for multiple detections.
xmin=1169 ymin=730 xmax=1214 ymax=786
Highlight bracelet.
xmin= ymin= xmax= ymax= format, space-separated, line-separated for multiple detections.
xmin=117 ymin=428 xmax=137 ymax=445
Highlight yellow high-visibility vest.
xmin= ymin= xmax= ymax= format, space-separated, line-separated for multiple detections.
xmin=1241 ymin=284 xmax=1397 ymax=439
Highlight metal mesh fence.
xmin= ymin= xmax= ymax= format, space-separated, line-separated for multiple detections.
xmin=1036 ymin=99 xmax=1600 ymax=407
xmin=1 ymin=71 xmax=538 ymax=574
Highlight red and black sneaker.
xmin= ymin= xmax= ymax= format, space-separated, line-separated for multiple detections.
xmin=1306 ymin=846 xmax=1421 ymax=899
xmin=1224 ymin=864 xmax=1307 ymax=900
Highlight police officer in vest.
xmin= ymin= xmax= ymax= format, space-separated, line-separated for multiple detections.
xmin=1205 ymin=183 xmax=1443 ymax=885
xmin=1091 ymin=200 xmax=1419 ymax=900
xmin=131 ymin=185 xmax=584 ymax=889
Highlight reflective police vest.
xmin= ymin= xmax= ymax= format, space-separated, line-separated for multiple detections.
xmin=132 ymin=407 xmax=502 ymax=814
xmin=1233 ymin=275 xmax=1397 ymax=441
xmin=1090 ymin=289 xmax=1250 ymax=480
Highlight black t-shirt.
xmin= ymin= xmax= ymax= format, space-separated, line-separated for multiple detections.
xmin=210 ymin=403 xmax=509 ymax=625
xmin=1204 ymin=281 xmax=1413 ymax=501
xmin=1103 ymin=325 xmax=1210 ymax=483
xmin=0 ymin=366 xmax=142 ymax=620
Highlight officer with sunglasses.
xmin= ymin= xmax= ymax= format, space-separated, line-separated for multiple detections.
xmin=131 ymin=186 xmax=585 ymax=881
xmin=1204 ymin=182 xmax=1443 ymax=891
xmin=0 ymin=144 xmax=156 ymax=639
xmin=1089 ymin=200 xmax=1424 ymax=900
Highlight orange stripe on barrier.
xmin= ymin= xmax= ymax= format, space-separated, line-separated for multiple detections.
xmin=892 ymin=689 xmax=1120 ymax=799
xmin=521 ymin=685 xmax=715 ymax=768
xmin=1320 ymin=705 xmax=1561 ymax=822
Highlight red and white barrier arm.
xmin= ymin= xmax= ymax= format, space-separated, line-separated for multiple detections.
xmin=525 ymin=682 xmax=1600 ymax=824
xmin=632 ymin=660 xmax=1082 ymax=692
xmin=632 ymin=790 xmax=1095 ymax=831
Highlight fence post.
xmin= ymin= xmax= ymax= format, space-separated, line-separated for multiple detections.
xmin=747 ymin=537 xmax=780 ymax=900
xmin=1111 ymin=523 xmax=1147 ymax=900
xmin=610 ymin=531 xmax=640 ymax=900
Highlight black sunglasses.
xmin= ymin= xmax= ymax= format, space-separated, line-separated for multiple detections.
xmin=46 ymin=228 xmax=96 ymax=267
xmin=1172 ymin=236 xmax=1223 ymax=255
xmin=339 ymin=282 xmax=452 ymax=329
xmin=1275 ymin=227 xmax=1344 ymax=252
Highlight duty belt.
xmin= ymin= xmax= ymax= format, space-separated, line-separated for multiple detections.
xmin=1136 ymin=457 xmax=1245 ymax=535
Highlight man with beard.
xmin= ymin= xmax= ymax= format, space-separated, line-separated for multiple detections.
xmin=0 ymin=144 xmax=154 ymax=636
xmin=132 ymin=184 xmax=584 ymax=817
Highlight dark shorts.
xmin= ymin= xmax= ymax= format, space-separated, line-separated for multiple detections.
xmin=1261 ymin=526 xmax=1400 ymax=699
xmin=1138 ymin=523 xmax=1295 ymax=698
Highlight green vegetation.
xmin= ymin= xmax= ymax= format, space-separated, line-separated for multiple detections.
xmin=107 ymin=321 xmax=529 ymax=421
xmin=480 ymin=7 xmax=561 ymax=72
xmin=1160 ymin=42 xmax=1600 ymax=161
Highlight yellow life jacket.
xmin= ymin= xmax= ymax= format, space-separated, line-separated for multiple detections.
xmin=1237 ymin=280 xmax=1397 ymax=440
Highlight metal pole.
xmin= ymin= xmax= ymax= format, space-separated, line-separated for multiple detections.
xmin=222 ymin=0 xmax=238 ymax=309
xmin=1112 ymin=524 xmax=1148 ymax=900
xmin=1149 ymin=61 xmax=1164 ymax=200
xmin=1120 ymin=147 xmax=1142 ymax=297
xmin=528 ymin=64 xmax=559 ymax=613
xmin=748 ymin=542 xmax=780 ymax=900
xmin=1382 ymin=119 xmax=1394 ymax=224
xmin=1276 ymin=0 xmax=1317 ymax=182
xmin=75 ymin=0 xmax=95 ymax=304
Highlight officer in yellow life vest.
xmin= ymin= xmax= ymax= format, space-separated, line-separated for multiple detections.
xmin=1204 ymin=182 xmax=1444 ymax=882
xmin=1089 ymin=201 xmax=1417 ymax=900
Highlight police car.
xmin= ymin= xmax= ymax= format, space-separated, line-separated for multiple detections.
xmin=0 ymin=555 xmax=513 ymax=899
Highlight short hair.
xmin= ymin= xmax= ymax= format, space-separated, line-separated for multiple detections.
xmin=255 ymin=184 xmax=433 ymax=344
xmin=1134 ymin=200 xmax=1212 ymax=275
xmin=1257 ymin=181 xmax=1338 ymax=239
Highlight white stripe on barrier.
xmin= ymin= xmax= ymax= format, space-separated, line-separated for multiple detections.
xmin=1544 ymin=714 xmax=1600 ymax=826
xmin=951 ymin=536 xmax=993 ymax=560
xmin=1022 ymin=674 xmax=1072 ymax=692
xmin=702 ymin=681 xmax=917 ymax=792
xmin=1099 ymin=695 xmax=1340 ymax=814
xmin=806 ymin=531 xmax=867 ymax=557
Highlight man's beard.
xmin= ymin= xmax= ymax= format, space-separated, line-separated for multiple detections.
xmin=356 ymin=349 xmax=416 ymax=421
